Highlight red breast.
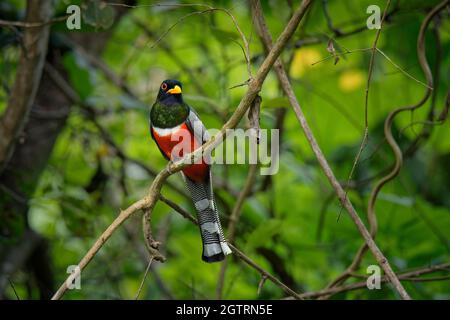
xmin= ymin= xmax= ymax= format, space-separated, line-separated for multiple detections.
xmin=151 ymin=123 xmax=209 ymax=182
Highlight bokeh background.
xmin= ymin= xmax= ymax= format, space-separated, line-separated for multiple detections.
xmin=0 ymin=0 xmax=449 ymax=299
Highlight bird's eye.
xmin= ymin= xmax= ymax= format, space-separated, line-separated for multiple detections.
xmin=161 ymin=83 xmax=168 ymax=91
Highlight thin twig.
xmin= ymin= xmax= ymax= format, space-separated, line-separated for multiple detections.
xmin=0 ymin=16 xmax=67 ymax=28
xmin=376 ymin=48 xmax=432 ymax=89
xmin=229 ymin=244 xmax=303 ymax=299
xmin=159 ymin=193 xmax=303 ymax=299
xmin=294 ymin=5 xmax=402 ymax=48
xmin=106 ymin=2 xmax=213 ymax=9
xmin=134 ymin=257 xmax=154 ymax=300
xmin=311 ymin=48 xmax=372 ymax=65
xmin=322 ymin=0 xmax=343 ymax=36
xmin=311 ymin=48 xmax=430 ymax=89
xmin=133 ymin=18 xmax=207 ymax=96
xmin=142 ymin=208 xmax=166 ymax=262
xmin=298 ymin=262 xmax=450 ymax=299
xmin=257 ymin=275 xmax=268 ymax=296
xmin=328 ymin=0 xmax=447 ymax=296
xmin=8 ymin=279 xmax=20 ymax=300
xmin=216 ymin=163 xmax=258 ymax=299
xmin=328 ymin=0 xmax=392 ymax=291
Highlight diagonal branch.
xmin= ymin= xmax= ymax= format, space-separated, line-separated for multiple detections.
xmin=0 ymin=15 xmax=66 ymax=28
xmin=250 ymin=0 xmax=411 ymax=300
xmin=51 ymin=0 xmax=312 ymax=300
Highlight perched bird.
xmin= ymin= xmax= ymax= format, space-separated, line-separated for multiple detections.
xmin=149 ymin=79 xmax=232 ymax=262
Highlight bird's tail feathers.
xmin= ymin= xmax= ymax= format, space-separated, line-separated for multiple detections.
xmin=183 ymin=173 xmax=231 ymax=263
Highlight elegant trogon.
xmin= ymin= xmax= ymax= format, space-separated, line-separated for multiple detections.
xmin=149 ymin=79 xmax=232 ymax=263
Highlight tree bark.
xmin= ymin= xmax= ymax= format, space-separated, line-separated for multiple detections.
xmin=0 ymin=0 xmax=53 ymax=172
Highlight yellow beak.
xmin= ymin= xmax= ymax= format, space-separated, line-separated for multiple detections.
xmin=167 ymin=85 xmax=182 ymax=94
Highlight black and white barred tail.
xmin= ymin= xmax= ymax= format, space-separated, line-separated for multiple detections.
xmin=182 ymin=171 xmax=232 ymax=262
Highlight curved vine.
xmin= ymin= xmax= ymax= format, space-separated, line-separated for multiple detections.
xmin=325 ymin=0 xmax=449 ymax=294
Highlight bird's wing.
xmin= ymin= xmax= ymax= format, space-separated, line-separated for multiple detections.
xmin=185 ymin=106 xmax=213 ymax=166
xmin=185 ymin=107 xmax=210 ymax=144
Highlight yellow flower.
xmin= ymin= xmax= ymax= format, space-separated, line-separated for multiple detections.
xmin=289 ymin=48 xmax=322 ymax=78
xmin=338 ymin=69 xmax=365 ymax=92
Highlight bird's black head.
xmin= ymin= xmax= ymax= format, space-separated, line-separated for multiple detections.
xmin=157 ymin=79 xmax=183 ymax=104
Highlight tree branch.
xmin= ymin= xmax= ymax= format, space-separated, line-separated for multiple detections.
xmin=0 ymin=16 xmax=66 ymax=28
xmin=0 ymin=0 xmax=53 ymax=172
xmin=326 ymin=0 xmax=392 ymax=293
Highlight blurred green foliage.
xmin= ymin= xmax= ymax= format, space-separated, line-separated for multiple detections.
xmin=1 ymin=0 xmax=449 ymax=299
